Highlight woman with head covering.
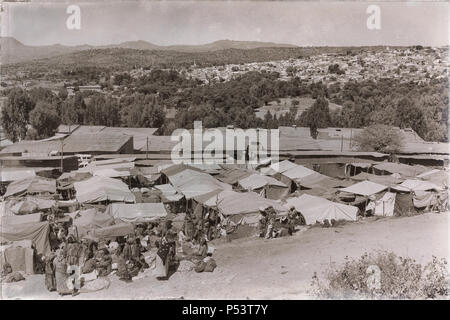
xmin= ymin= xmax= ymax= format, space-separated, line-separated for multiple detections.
xmin=43 ymin=254 xmax=56 ymax=292
xmin=154 ymin=237 xmax=171 ymax=280
xmin=53 ymin=249 xmax=72 ymax=296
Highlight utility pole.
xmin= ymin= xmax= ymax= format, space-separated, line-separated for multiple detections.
xmin=349 ymin=128 xmax=353 ymax=149
xmin=340 ymin=135 xmax=344 ymax=152
xmin=60 ymin=139 xmax=64 ymax=173
xmin=146 ymin=136 xmax=149 ymax=160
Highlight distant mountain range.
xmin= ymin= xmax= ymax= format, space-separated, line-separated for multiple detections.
xmin=0 ymin=37 xmax=297 ymax=64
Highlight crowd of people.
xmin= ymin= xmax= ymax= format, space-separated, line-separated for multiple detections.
xmin=258 ymin=206 xmax=306 ymax=239
xmin=31 ymin=203 xmax=220 ymax=296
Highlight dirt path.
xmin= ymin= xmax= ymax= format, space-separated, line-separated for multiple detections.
xmin=2 ymin=212 xmax=448 ymax=300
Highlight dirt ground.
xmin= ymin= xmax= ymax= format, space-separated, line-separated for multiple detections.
xmin=2 ymin=212 xmax=448 ymax=300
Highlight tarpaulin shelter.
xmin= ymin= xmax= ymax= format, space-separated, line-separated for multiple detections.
xmin=1 ymin=212 xmax=43 ymax=225
xmin=238 ymin=173 xmax=289 ymax=200
xmin=154 ymin=184 xmax=184 ymax=203
xmin=365 ymin=192 xmax=418 ymax=217
xmin=74 ymin=176 xmax=135 ymax=204
xmin=373 ymin=163 xmax=428 ymax=178
xmin=391 ymin=179 xmax=444 ymax=192
xmin=8 ymin=197 xmax=56 ymax=215
xmin=349 ymin=172 xmax=404 ymax=187
xmin=269 ymin=160 xmax=298 ymax=174
xmin=366 ymin=192 xmax=396 ymax=217
xmin=0 ymin=169 xmax=36 ymax=183
xmin=0 ymin=241 xmax=34 ymax=274
xmin=3 ymin=176 xmax=56 ymax=198
xmin=285 ymin=194 xmax=358 ymax=225
xmin=72 ymin=208 xmax=115 ymax=237
xmin=86 ymin=223 xmax=134 ymax=240
xmin=105 ymin=203 xmax=168 ymax=223
xmin=295 ymin=171 xmax=353 ymax=190
xmin=167 ymin=168 xmax=231 ymax=200
xmin=216 ymin=166 xmax=254 ymax=185
xmin=411 ymin=190 xmax=449 ymax=209
xmin=57 ymin=171 xmax=92 ymax=190
xmin=339 ymin=180 xmax=388 ymax=197
xmin=199 ymin=190 xmax=288 ymax=225
xmin=92 ymin=168 xmax=131 ymax=178
xmin=0 ymin=221 xmax=51 ymax=255
xmin=416 ymin=170 xmax=449 ymax=189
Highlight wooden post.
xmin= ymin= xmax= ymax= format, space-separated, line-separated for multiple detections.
xmin=340 ymin=135 xmax=344 ymax=152
xmin=146 ymin=136 xmax=149 ymax=160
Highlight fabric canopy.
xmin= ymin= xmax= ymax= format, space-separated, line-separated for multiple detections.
xmin=238 ymin=173 xmax=287 ymax=190
xmin=340 ymin=180 xmax=388 ymax=196
xmin=8 ymin=197 xmax=56 ymax=215
xmin=0 ymin=169 xmax=36 ymax=183
xmin=154 ymin=184 xmax=184 ymax=203
xmin=416 ymin=170 xmax=449 ymax=189
xmin=295 ymin=172 xmax=352 ymax=189
xmin=238 ymin=173 xmax=289 ymax=200
xmin=87 ymin=223 xmax=134 ymax=240
xmin=4 ymin=177 xmax=56 ymax=198
xmin=373 ymin=163 xmax=428 ymax=178
xmin=0 ymin=221 xmax=51 ymax=255
xmin=200 ymin=190 xmax=288 ymax=216
xmin=391 ymin=179 xmax=443 ymax=192
xmin=168 ymin=168 xmax=231 ymax=200
xmin=92 ymin=168 xmax=131 ymax=178
xmin=105 ymin=203 xmax=167 ymax=223
xmin=74 ymin=176 xmax=135 ymax=204
xmin=285 ymin=194 xmax=358 ymax=225
xmin=350 ymin=172 xmax=404 ymax=187
xmin=73 ymin=208 xmax=115 ymax=237
xmin=366 ymin=192 xmax=396 ymax=217
xmin=269 ymin=160 xmax=298 ymax=174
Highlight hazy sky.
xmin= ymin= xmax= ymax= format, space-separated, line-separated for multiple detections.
xmin=1 ymin=1 xmax=448 ymax=47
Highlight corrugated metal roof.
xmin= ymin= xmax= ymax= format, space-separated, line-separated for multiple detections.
xmin=63 ymin=133 xmax=132 ymax=153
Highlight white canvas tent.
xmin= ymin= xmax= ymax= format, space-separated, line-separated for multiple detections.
xmin=238 ymin=173 xmax=289 ymax=200
xmin=74 ymin=176 xmax=135 ymax=204
xmin=105 ymin=203 xmax=167 ymax=223
xmin=285 ymin=194 xmax=358 ymax=225
xmin=339 ymin=180 xmax=388 ymax=197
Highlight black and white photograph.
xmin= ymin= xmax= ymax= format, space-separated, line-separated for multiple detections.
xmin=0 ymin=0 xmax=448 ymax=302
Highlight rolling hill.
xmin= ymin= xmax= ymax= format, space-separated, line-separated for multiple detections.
xmin=0 ymin=37 xmax=297 ymax=65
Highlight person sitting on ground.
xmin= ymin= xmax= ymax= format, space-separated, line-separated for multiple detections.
xmin=277 ymin=216 xmax=291 ymax=237
xmin=198 ymin=238 xmax=208 ymax=258
xmin=95 ymin=247 xmax=112 ymax=277
xmin=115 ymin=252 xmax=132 ymax=282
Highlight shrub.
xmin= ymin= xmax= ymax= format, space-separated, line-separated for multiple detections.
xmin=309 ymin=251 xmax=448 ymax=299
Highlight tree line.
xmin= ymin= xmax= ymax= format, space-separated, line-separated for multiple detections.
xmin=1 ymin=69 xmax=447 ymax=144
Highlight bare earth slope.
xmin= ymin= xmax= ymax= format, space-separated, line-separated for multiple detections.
xmin=2 ymin=212 xmax=448 ymax=300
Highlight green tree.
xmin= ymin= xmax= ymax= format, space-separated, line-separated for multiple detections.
xmin=354 ymin=125 xmax=403 ymax=153
xmin=29 ymin=101 xmax=61 ymax=139
xmin=1 ymin=88 xmax=35 ymax=142
xmin=299 ymin=96 xmax=331 ymax=138
xmin=395 ymin=97 xmax=427 ymax=138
